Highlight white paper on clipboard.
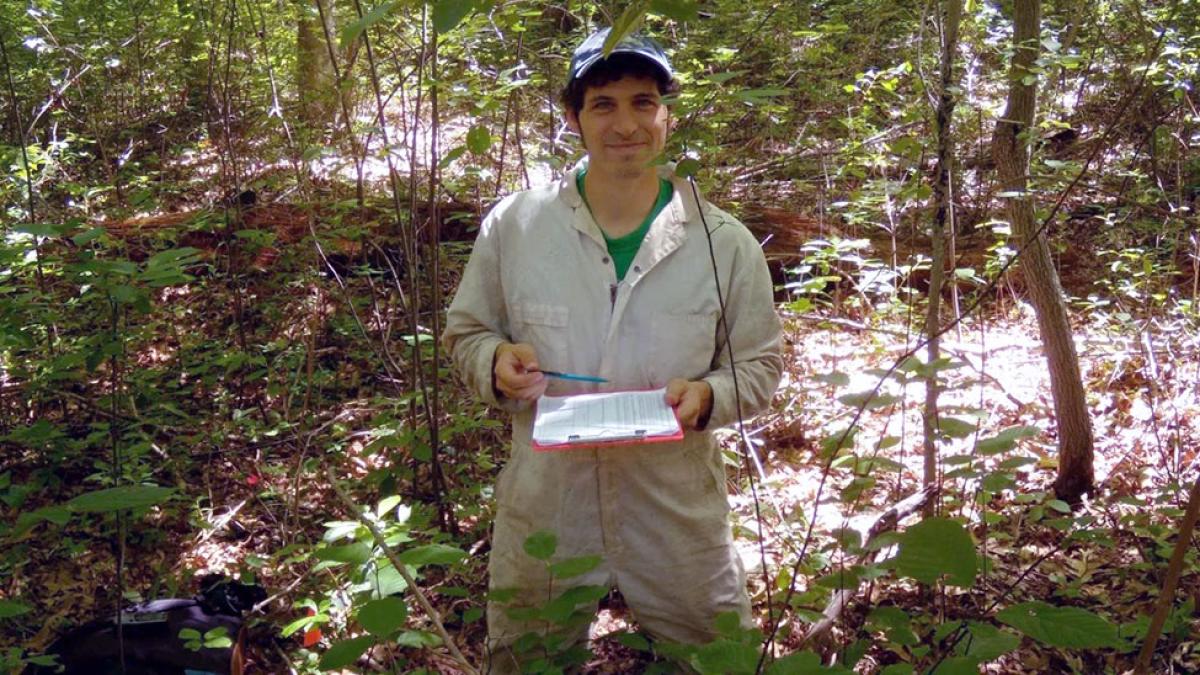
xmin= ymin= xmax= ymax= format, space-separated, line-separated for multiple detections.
xmin=532 ymin=388 xmax=682 ymax=447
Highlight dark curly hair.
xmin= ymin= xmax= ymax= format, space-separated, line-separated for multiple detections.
xmin=559 ymin=53 xmax=680 ymax=117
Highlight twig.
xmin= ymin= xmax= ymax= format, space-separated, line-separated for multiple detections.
xmin=325 ymin=466 xmax=479 ymax=675
xmin=1134 ymin=473 xmax=1200 ymax=673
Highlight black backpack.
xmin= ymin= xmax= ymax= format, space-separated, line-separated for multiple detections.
xmin=29 ymin=576 xmax=265 ymax=675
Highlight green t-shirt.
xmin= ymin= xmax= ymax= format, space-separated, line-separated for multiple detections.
xmin=577 ymin=169 xmax=674 ymax=281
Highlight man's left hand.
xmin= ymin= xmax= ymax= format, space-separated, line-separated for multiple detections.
xmin=665 ymin=379 xmax=713 ymax=431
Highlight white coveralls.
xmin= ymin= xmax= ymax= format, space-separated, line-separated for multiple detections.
xmin=443 ymin=162 xmax=783 ymax=670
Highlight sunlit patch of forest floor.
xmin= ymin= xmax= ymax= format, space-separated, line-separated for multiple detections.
xmin=4 ymin=270 xmax=1200 ymax=673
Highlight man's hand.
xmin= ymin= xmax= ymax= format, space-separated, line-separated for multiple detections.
xmin=493 ymin=342 xmax=548 ymax=401
xmin=665 ymin=378 xmax=714 ymax=431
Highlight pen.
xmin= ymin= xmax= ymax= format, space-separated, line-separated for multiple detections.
xmin=535 ymin=370 xmax=609 ymax=383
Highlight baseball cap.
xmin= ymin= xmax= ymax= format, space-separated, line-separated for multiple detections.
xmin=567 ymin=28 xmax=673 ymax=85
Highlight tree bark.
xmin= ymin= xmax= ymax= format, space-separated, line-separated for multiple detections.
xmin=991 ymin=0 xmax=1095 ymax=503
xmin=922 ymin=0 xmax=963 ymax=516
xmin=297 ymin=0 xmax=336 ymax=133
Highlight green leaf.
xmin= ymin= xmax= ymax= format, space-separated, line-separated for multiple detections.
xmin=358 ymin=597 xmax=407 ymax=636
xmin=395 ymin=630 xmax=441 ymax=648
xmin=523 ymin=530 xmax=557 ymax=560
xmin=837 ymin=391 xmax=900 ymax=411
xmin=315 ymin=543 xmax=372 ymax=565
xmin=67 ymin=485 xmax=175 ymax=513
xmin=179 ymin=628 xmax=202 ymax=640
xmin=814 ymin=566 xmax=865 ymax=590
xmin=879 ymin=665 xmax=914 ymax=675
xmin=675 ymin=158 xmax=701 ymax=178
xmin=549 ymin=554 xmax=603 ymax=579
xmin=894 ymin=517 xmax=977 ymax=587
xmin=397 ymin=544 xmax=467 ymax=567
xmin=615 ymin=632 xmax=651 ymax=652
xmin=432 ymin=0 xmax=475 ymax=33
xmin=695 ymin=639 xmax=759 ymax=674
xmin=650 ymin=0 xmax=698 ymax=21
xmin=605 ymin=1 xmax=651 ymax=55
xmin=376 ymin=495 xmax=403 ymax=517
xmin=961 ymin=621 xmax=1020 ymax=661
xmin=466 ymin=125 xmax=492 ymax=154
xmin=0 ymin=600 xmax=31 ymax=619
xmin=765 ymin=650 xmax=836 ymax=674
xmin=976 ymin=426 xmax=1040 ymax=455
xmin=341 ymin=1 xmax=396 ymax=48
xmin=997 ymin=601 xmax=1123 ymax=649
xmin=938 ymin=417 xmax=977 ymax=439
xmin=318 ymin=636 xmax=374 ymax=670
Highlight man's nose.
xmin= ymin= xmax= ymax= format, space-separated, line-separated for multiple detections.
xmin=612 ymin=105 xmax=638 ymax=135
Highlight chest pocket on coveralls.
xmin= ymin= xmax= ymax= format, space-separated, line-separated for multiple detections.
xmin=510 ymin=302 xmax=569 ymax=369
xmin=649 ymin=310 xmax=719 ymax=383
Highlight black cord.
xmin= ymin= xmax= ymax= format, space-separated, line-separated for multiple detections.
xmin=685 ymin=173 xmax=777 ymax=661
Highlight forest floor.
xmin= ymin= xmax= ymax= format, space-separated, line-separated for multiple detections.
xmin=3 ymin=196 xmax=1199 ymax=673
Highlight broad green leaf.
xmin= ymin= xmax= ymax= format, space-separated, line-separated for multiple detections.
xmin=341 ymin=1 xmax=396 ymax=48
xmin=15 ymin=223 xmax=68 ymax=237
xmin=938 ymin=417 xmax=977 ymax=439
xmin=605 ymin=2 xmax=651 ymax=55
xmin=837 ymin=392 xmax=900 ymax=411
xmin=549 ymin=554 xmax=603 ymax=579
xmin=432 ymin=0 xmax=475 ymax=33
xmin=976 ymin=426 xmax=1040 ymax=455
xmin=650 ymin=0 xmax=699 ymax=22
xmin=615 ymin=632 xmax=651 ymax=652
xmin=466 ymin=126 xmax=492 ymax=154
xmin=67 ymin=485 xmax=175 ymax=513
xmin=894 ymin=517 xmax=976 ymax=587
xmin=318 ymin=636 xmax=373 ymax=670
xmin=397 ymin=544 xmax=466 ymax=567
xmin=879 ymin=665 xmax=914 ymax=675
xmin=961 ymin=621 xmax=1020 ymax=661
xmin=179 ymin=628 xmax=202 ymax=640
xmin=315 ymin=543 xmax=372 ymax=565
xmin=376 ymin=495 xmax=403 ymax=517
xmin=395 ymin=630 xmax=441 ymax=648
xmin=766 ymin=649 xmax=852 ymax=673
xmin=523 ymin=530 xmax=557 ymax=560
xmin=675 ymin=158 xmax=701 ymax=178
xmin=0 ymin=600 xmax=31 ymax=619
xmin=997 ymin=601 xmax=1123 ymax=649
xmin=694 ymin=639 xmax=759 ymax=675
xmin=357 ymin=597 xmax=407 ymax=636
xmin=557 ymin=585 xmax=609 ymax=606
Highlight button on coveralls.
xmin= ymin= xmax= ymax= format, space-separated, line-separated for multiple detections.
xmin=443 ymin=163 xmax=783 ymax=670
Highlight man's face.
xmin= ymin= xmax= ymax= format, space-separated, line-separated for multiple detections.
xmin=566 ymin=75 xmax=669 ymax=180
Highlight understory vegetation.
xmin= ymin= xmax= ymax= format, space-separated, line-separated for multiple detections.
xmin=1 ymin=0 xmax=1198 ymax=673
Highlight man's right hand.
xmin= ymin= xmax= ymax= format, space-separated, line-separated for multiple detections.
xmin=493 ymin=342 xmax=548 ymax=401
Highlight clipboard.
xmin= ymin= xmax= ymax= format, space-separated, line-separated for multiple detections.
xmin=531 ymin=387 xmax=684 ymax=451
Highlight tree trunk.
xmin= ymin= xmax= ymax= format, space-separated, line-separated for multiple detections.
xmin=991 ymin=0 xmax=1095 ymax=503
xmin=922 ymin=0 xmax=963 ymax=516
xmin=296 ymin=0 xmax=336 ymax=133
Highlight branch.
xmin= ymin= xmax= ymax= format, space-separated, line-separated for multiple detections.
xmin=1134 ymin=473 xmax=1200 ymax=673
xmin=800 ymin=484 xmax=940 ymax=648
xmin=326 ymin=467 xmax=479 ymax=675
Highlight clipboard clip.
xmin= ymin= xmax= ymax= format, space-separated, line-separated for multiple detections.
xmin=565 ymin=429 xmax=647 ymax=443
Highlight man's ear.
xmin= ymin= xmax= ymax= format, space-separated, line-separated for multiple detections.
xmin=564 ymin=109 xmax=580 ymax=136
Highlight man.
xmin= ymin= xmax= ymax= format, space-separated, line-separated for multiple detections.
xmin=443 ymin=27 xmax=783 ymax=671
